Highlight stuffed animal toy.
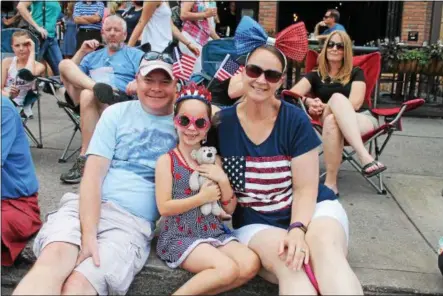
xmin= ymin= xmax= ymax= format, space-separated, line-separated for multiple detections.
xmin=189 ymin=146 xmax=222 ymax=216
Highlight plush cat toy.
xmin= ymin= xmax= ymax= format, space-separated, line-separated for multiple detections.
xmin=189 ymin=146 xmax=222 ymax=216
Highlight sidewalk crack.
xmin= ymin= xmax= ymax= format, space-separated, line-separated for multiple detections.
xmin=384 ymin=184 xmax=438 ymax=254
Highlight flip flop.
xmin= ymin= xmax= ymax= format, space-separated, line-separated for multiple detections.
xmin=362 ymin=161 xmax=387 ymax=178
xmin=93 ymin=83 xmax=132 ymax=106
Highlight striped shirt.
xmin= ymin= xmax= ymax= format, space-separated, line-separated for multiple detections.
xmin=73 ymin=1 xmax=105 ymax=31
xmin=181 ymin=1 xmax=211 ymax=46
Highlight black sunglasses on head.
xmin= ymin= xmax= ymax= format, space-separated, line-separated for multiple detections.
xmin=245 ymin=64 xmax=283 ymax=83
xmin=326 ymin=41 xmax=345 ymax=51
xmin=142 ymin=51 xmax=174 ymax=65
xmin=323 ymin=15 xmax=331 ymax=19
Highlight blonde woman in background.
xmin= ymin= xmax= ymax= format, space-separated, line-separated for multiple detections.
xmin=290 ymin=31 xmax=386 ymax=196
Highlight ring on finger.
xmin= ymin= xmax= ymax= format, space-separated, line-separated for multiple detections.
xmin=299 ymin=248 xmax=306 ymax=254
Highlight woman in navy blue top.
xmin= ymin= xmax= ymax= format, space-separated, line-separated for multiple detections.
xmin=216 ymin=44 xmax=363 ymax=294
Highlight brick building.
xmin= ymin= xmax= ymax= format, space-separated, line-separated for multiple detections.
xmin=226 ymin=1 xmax=443 ymax=46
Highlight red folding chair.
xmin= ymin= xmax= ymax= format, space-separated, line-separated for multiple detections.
xmin=282 ymin=50 xmax=425 ymax=194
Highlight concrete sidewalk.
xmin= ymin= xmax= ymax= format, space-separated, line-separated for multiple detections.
xmin=2 ymin=92 xmax=443 ymax=295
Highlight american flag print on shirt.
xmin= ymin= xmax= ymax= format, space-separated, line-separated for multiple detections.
xmin=222 ymin=155 xmax=293 ymax=213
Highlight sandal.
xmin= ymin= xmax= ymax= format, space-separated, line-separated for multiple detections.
xmin=93 ymin=83 xmax=132 ymax=106
xmin=362 ymin=161 xmax=387 ymax=178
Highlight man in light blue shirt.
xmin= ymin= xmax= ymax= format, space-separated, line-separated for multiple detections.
xmin=58 ymin=15 xmax=144 ymax=184
xmin=314 ymin=9 xmax=346 ymax=42
xmin=13 ymin=53 xmax=179 ymax=295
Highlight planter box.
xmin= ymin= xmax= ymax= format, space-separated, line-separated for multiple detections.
xmin=385 ymin=59 xmax=443 ymax=75
xmin=422 ymin=59 xmax=443 ymax=76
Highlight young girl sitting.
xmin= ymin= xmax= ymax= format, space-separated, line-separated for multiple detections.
xmin=1 ymin=30 xmax=45 ymax=118
xmin=155 ymin=84 xmax=260 ymax=295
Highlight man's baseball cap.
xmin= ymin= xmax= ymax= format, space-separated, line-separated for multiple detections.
xmin=139 ymin=52 xmax=174 ymax=79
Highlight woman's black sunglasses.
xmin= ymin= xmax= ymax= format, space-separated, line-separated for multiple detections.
xmin=245 ymin=64 xmax=283 ymax=83
xmin=326 ymin=41 xmax=345 ymax=51
xmin=142 ymin=51 xmax=174 ymax=65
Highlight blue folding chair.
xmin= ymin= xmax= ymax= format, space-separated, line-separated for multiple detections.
xmin=1 ymin=28 xmax=43 ymax=148
xmin=198 ymin=38 xmax=246 ymax=108
xmin=201 ymin=38 xmax=240 ymax=78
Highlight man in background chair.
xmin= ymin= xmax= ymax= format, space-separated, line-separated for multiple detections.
xmin=314 ymin=9 xmax=346 ymax=42
xmin=58 ymin=15 xmax=143 ymax=184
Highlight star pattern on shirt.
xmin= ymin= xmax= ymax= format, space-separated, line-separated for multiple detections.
xmin=222 ymin=156 xmax=246 ymax=191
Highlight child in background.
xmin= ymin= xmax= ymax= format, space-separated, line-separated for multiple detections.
xmin=1 ymin=31 xmax=45 ymax=118
xmin=155 ymin=84 xmax=259 ymax=295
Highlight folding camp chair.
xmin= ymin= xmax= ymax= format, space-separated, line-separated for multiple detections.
xmin=201 ymin=38 xmax=240 ymax=79
xmin=198 ymin=38 xmax=247 ymax=106
xmin=37 ymin=75 xmax=81 ymax=163
xmin=36 ymin=42 xmax=152 ymax=163
xmin=1 ymin=28 xmax=43 ymax=148
xmin=282 ymin=50 xmax=425 ymax=194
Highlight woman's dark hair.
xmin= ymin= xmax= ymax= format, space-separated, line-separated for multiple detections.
xmin=133 ymin=1 xmax=143 ymax=7
xmin=247 ymin=45 xmax=287 ymax=73
xmin=327 ymin=9 xmax=340 ymax=22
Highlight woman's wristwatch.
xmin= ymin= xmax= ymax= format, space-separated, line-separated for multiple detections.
xmin=288 ymin=221 xmax=308 ymax=234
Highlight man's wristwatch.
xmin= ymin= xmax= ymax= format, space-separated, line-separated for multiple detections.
xmin=287 ymin=222 xmax=308 ymax=234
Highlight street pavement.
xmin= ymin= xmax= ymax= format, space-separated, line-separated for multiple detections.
xmin=2 ymin=90 xmax=443 ymax=295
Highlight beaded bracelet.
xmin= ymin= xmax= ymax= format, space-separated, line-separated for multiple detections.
xmin=221 ymin=194 xmax=236 ymax=206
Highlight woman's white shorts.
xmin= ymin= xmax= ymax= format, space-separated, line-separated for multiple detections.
xmin=233 ymin=199 xmax=349 ymax=246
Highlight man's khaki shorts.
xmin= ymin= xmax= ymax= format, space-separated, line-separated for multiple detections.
xmin=33 ymin=193 xmax=154 ymax=295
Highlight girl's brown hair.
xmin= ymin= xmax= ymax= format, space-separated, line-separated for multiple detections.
xmin=317 ymin=31 xmax=353 ymax=85
xmin=247 ymin=44 xmax=287 ymax=74
xmin=174 ymin=100 xmax=212 ymax=120
xmin=11 ymin=31 xmax=31 ymax=45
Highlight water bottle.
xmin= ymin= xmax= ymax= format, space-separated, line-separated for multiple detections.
xmin=439 ymin=237 xmax=443 ymax=276
xmin=208 ymin=1 xmax=217 ymax=9
xmin=197 ymin=2 xmax=205 ymax=12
